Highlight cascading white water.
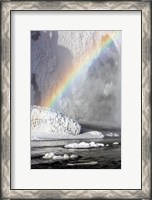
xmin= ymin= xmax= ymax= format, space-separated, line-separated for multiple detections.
xmin=31 ymin=31 xmax=121 ymax=127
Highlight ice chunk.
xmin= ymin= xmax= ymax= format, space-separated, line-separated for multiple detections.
xmin=52 ymin=155 xmax=63 ymax=160
xmin=65 ymin=141 xmax=104 ymax=149
xmin=70 ymin=154 xmax=78 ymax=159
xmin=106 ymin=132 xmax=119 ymax=137
xmin=65 ymin=142 xmax=91 ymax=149
xmin=113 ymin=142 xmax=119 ymax=145
xmin=97 ymin=143 xmax=104 ymax=147
xmin=63 ymin=154 xmax=69 ymax=160
xmin=31 ymin=105 xmax=81 ymax=136
xmin=87 ymin=131 xmax=104 ymax=138
xmin=90 ymin=142 xmax=97 ymax=147
xmin=43 ymin=152 xmax=55 ymax=159
xmin=43 ymin=152 xmax=70 ymax=161
xmin=64 ymin=143 xmax=77 ymax=148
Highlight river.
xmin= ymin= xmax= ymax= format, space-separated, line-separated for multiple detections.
xmin=31 ymin=136 xmax=121 ymax=169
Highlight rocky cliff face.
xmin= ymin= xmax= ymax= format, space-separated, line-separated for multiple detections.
xmin=31 ymin=106 xmax=81 ymax=135
xmin=31 ymin=31 xmax=121 ymax=127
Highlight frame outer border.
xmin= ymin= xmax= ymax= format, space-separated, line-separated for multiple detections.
xmin=1 ymin=1 xmax=151 ymax=199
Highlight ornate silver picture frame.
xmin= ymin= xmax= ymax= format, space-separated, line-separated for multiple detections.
xmin=1 ymin=0 xmax=151 ymax=199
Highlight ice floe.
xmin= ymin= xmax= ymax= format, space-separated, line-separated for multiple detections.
xmin=113 ymin=142 xmax=119 ymax=145
xmin=70 ymin=154 xmax=78 ymax=159
xmin=64 ymin=141 xmax=105 ymax=149
xmin=87 ymin=131 xmax=104 ymax=138
xmin=90 ymin=141 xmax=97 ymax=147
xmin=43 ymin=152 xmax=55 ymax=159
xmin=42 ymin=152 xmax=77 ymax=161
xmin=65 ymin=142 xmax=91 ymax=149
xmin=52 ymin=155 xmax=65 ymax=161
xmin=106 ymin=132 xmax=119 ymax=137
xmin=97 ymin=143 xmax=104 ymax=147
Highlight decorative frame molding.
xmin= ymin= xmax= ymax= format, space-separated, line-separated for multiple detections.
xmin=1 ymin=1 xmax=151 ymax=199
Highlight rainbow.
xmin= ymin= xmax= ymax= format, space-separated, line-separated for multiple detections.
xmin=41 ymin=31 xmax=121 ymax=107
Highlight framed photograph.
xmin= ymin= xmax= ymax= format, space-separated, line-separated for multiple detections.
xmin=1 ymin=0 xmax=151 ymax=199
xmin=30 ymin=29 xmax=122 ymax=170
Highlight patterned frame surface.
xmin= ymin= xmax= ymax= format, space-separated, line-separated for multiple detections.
xmin=1 ymin=1 xmax=151 ymax=199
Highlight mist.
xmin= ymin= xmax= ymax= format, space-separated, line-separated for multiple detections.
xmin=31 ymin=31 xmax=121 ymax=127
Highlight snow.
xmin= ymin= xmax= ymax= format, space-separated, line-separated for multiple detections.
xmin=43 ymin=152 xmax=55 ymax=159
xmin=86 ymin=131 xmax=104 ymax=138
xmin=70 ymin=154 xmax=78 ymax=159
xmin=106 ymin=132 xmax=119 ymax=137
xmin=64 ymin=141 xmax=105 ymax=149
xmin=31 ymin=105 xmax=81 ymax=136
xmin=42 ymin=152 xmax=77 ymax=161
xmin=64 ymin=142 xmax=91 ymax=149
xmin=90 ymin=141 xmax=97 ymax=147
xmin=113 ymin=142 xmax=119 ymax=145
